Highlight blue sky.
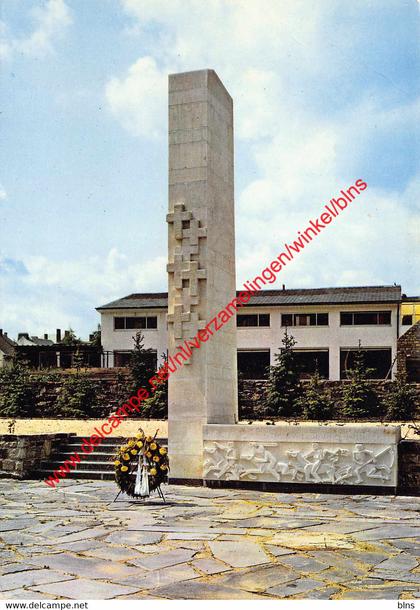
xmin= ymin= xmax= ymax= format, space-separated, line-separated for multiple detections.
xmin=0 ymin=0 xmax=419 ymax=339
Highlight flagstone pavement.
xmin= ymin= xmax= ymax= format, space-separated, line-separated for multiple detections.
xmin=0 ymin=480 xmax=419 ymax=600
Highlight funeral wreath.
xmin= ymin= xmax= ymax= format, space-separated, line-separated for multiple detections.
xmin=114 ymin=429 xmax=169 ymax=497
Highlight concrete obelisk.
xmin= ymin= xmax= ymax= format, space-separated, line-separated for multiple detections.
xmin=167 ymin=70 xmax=237 ymax=482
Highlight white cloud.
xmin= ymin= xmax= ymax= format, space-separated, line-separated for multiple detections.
xmin=105 ymin=56 xmax=168 ymax=139
xmin=0 ymin=247 xmax=167 ymax=339
xmin=107 ymin=0 xmax=323 ymax=140
xmin=1 ymin=0 xmax=72 ymax=61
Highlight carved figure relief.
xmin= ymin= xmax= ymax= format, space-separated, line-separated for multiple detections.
xmin=203 ymin=441 xmax=396 ymax=486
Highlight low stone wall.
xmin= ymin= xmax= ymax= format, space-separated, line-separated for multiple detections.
xmin=398 ymin=321 xmax=420 ymax=381
xmin=398 ymin=439 xmax=420 ymax=496
xmin=0 ymin=434 xmax=71 ymax=479
xmin=239 ymin=379 xmax=420 ymax=420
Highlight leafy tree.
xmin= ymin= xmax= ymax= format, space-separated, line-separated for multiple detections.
xmin=264 ymin=330 xmax=302 ymax=417
xmin=128 ymin=331 xmax=156 ymax=395
xmin=298 ymin=371 xmax=334 ymax=420
xmin=61 ymin=328 xmax=81 ymax=346
xmin=382 ymin=373 xmax=418 ymax=421
xmin=0 ymin=360 xmax=35 ymax=417
xmin=90 ymin=325 xmax=101 ymax=347
xmin=340 ymin=344 xmax=379 ymax=418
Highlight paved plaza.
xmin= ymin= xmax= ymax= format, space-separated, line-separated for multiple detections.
xmin=0 ymin=480 xmax=419 ymax=600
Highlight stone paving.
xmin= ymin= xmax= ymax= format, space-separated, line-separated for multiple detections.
xmin=0 ymin=480 xmax=419 ymax=600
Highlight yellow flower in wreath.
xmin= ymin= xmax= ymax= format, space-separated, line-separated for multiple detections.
xmin=121 ymin=465 xmax=128 ymax=472
xmin=150 ymin=442 xmax=157 ymax=450
xmin=136 ymin=441 xmax=143 ymax=449
xmin=146 ymin=436 xmax=152 ymax=442
xmin=159 ymin=447 xmax=167 ymax=455
xmin=136 ymin=432 xmax=144 ymax=439
xmin=122 ymin=453 xmax=130 ymax=461
xmin=114 ymin=460 xmax=121 ymax=467
xmin=128 ymin=440 xmax=135 ymax=447
xmin=131 ymin=449 xmax=138 ymax=455
xmin=160 ymin=464 xmax=167 ymax=471
xmin=153 ymin=455 xmax=160 ymax=462
xmin=150 ymin=468 xmax=157 ymax=476
xmin=146 ymin=451 xmax=152 ymax=458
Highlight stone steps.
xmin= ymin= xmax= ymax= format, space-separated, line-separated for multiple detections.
xmin=30 ymin=435 xmax=167 ymax=482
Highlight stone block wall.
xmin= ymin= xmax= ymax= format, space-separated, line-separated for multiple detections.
xmin=397 ymin=321 xmax=420 ymax=381
xmin=239 ymin=379 xmax=420 ymax=420
xmin=0 ymin=434 xmax=71 ymax=479
xmin=398 ymin=439 xmax=420 ymax=496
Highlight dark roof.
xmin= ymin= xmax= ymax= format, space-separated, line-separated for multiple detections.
xmin=0 ymin=333 xmax=16 ymax=356
xmin=402 ymin=295 xmax=420 ymax=302
xmin=97 ymin=293 xmax=168 ymax=310
xmin=97 ymin=285 xmax=401 ymax=310
xmin=30 ymin=336 xmax=55 ymax=346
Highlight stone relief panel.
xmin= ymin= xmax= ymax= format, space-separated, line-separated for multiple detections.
xmin=203 ymin=441 xmax=397 ymax=486
xmin=167 ymin=203 xmax=207 ymax=356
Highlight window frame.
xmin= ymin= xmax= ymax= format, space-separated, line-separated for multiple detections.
xmin=280 ymin=312 xmax=329 ymax=327
xmin=339 ymin=347 xmax=392 ymax=380
xmin=340 ymin=311 xmax=392 ymax=326
xmin=237 ymin=349 xmax=271 ymax=379
xmin=292 ymin=348 xmax=330 ymax=379
xmin=402 ymin=314 xmax=413 ymax=326
xmin=113 ymin=315 xmax=158 ymax=331
xmin=237 ymin=313 xmax=271 ymax=328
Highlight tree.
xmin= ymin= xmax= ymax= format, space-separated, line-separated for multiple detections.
xmin=0 ymin=360 xmax=35 ymax=417
xmin=73 ymin=347 xmax=85 ymax=371
xmin=53 ymin=374 xmax=97 ymax=418
xmin=141 ymin=354 xmax=168 ymax=419
xmin=382 ymin=373 xmax=418 ymax=421
xmin=128 ymin=331 xmax=156 ymax=396
xmin=90 ymin=325 xmax=101 ymax=347
xmin=297 ymin=371 xmax=334 ymax=420
xmin=340 ymin=344 xmax=379 ymax=419
xmin=264 ymin=330 xmax=302 ymax=417
xmin=61 ymin=328 xmax=81 ymax=346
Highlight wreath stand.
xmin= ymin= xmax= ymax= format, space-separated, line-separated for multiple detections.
xmin=113 ymin=485 xmax=166 ymax=504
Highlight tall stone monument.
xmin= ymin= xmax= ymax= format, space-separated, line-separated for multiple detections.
xmin=167 ymin=69 xmax=237 ymax=481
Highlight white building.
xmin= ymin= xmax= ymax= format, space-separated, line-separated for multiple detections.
xmin=97 ymin=285 xmax=404 ymax=380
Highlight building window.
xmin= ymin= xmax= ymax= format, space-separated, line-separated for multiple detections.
xmin=114 ymin=316 xmax=158 ymax=330
xmin=340 ymin=311 xmax=391 ymax=326
xmin=114 ymin=350 xmax=157 ymax=369
xmin=293 ymin=350 xmax=329 ymax=379
xmin=340 ymin=348 xmax=392 ymax=379
xmin=281 ymin=313 xmax=328 ymax=327
xmin=237 ymin=313 xmax=270 ymax=327
xmin=237 ymin=350 xmax=270 ymax=379
xmin=402 ymin=314 xmax=413 ymax=325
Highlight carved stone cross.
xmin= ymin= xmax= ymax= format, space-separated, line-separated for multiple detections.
xmin=167 ymin=250 xmax=186 ymax=290
xmin=174 ymin=287 xmax=199 ymax=313
xmin=166 ymin=202 xmax=192 ymax=240
xmin=182 ymin=311 xmax=207 ymax=340
xmin=167 ymin=304 xmax=190 ymax=339
xmin=181 ymin=261 xmax=207 ymax=296
xmin=182 ymin=218 xmax=207 ymax=246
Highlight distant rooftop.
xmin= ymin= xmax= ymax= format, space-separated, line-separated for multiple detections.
xmin=97 ymin=285 xmax=403 ymax=311
xmin=0 ymin=332 xmax=16 ymax=356
xmin=402 ymin=295 xmax=420 ymax=302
